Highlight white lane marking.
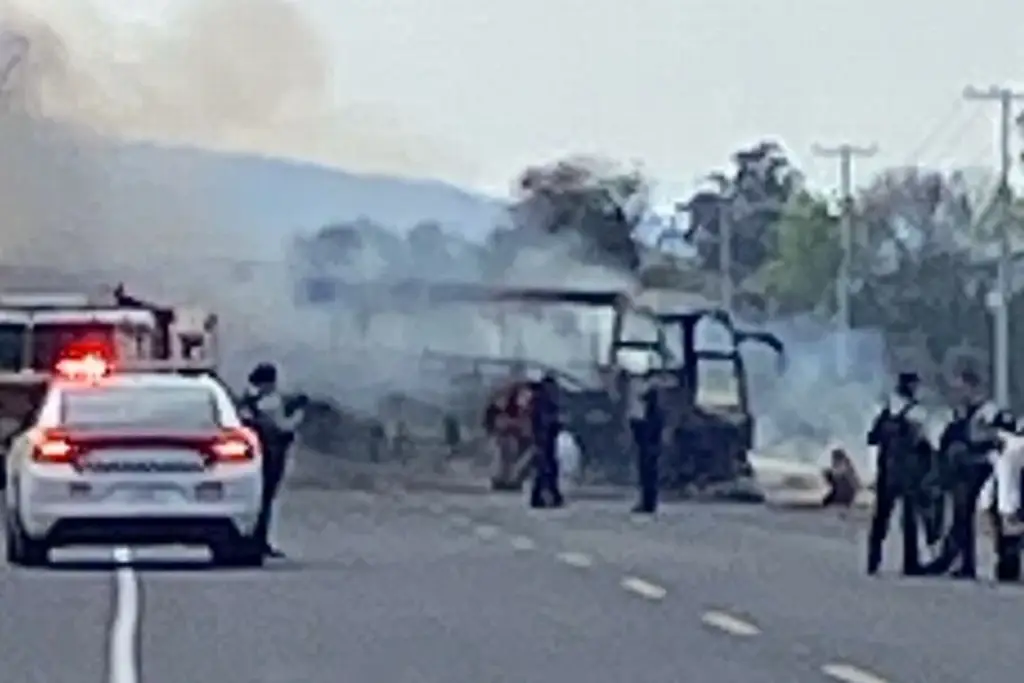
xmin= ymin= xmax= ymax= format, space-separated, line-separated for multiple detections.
xmin=701 ymin=610 xmax=761 ymax=637
xmin=822 ymin=663 xmax=890 ymax=683
xmin=110 ymin=547 xmax=140 ymax=683
xmin=427 ymin=502 xmax=445 ymax=515
xmin=510 ymin=536 xmax=536 ymax=551
xmin=450 ymin=514 xmax=471 ymax=526
xmin=620 ymin=576 xmax=667 ymax=600
xmin=556 ymin=551 xmax=593 ymax=568
xmin=474 ymin=524 xmax=499 ymax=540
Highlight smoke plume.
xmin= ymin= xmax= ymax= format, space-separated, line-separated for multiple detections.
xmin=0 ymin=0 xmax=492 ymax=399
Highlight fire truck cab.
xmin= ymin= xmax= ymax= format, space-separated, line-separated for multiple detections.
xmin=0 ymin=287 xmax=219 ymax=486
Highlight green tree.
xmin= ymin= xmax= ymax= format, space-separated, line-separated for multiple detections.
xmin=753 ymin=191 xmax=840 ymax=314
xmin=682 ymin=140 xmax=802 ymax=283
xmin=510 ymin=155 xmax=648 ymax=271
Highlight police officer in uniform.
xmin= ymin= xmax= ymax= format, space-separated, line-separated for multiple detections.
xmin=632 ymin=370 xmax=664 ymax=514
xmin=922 ymin=368 xmax=999 ymax=579
xmin=239 ymin=362 xmax=307 ymax=558
xmin=866 ymin=371 xmax=932 ymax=576
xmin=529 ymin=374 xmax=564 ymax=509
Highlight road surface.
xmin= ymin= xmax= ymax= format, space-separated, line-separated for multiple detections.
xmin=2 ymin=487 xmax=1024 ymax=683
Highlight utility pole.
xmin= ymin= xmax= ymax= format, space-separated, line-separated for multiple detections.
xmin=813 ymin=142 xmax=878 ymax=379
xmin=965 ymin=85 xmax=1024 ymax=407
xmin=719 ymin=199 xmax=734 ymax=315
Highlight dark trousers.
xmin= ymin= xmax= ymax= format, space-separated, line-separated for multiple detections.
xmin=530 ymin=435 xmax=563 ymax=508
xmin=867 ymin=482 xmax=921 ymax=574
xmin=990 ymin=511 xmax=1023 ymax=582
xmin=631 ymin=421 xmax=659 ymax=512
xmin=924 ymin=462 xmax=991 ymax=577
xmin=920 ymin=491 xmax=947 ymax=546
xmin=254 ymin=442 xmax=288 ymax=548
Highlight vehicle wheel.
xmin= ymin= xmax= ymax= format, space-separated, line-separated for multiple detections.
xmin=211 ymin=537 xmax=265 ymax=568
xmin=5 ymin=511 xmax=49 ymax=567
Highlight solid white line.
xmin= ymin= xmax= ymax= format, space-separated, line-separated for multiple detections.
xmin=556 ymin=551 xmax=593 ymax=568
xmin=701 ymin=610 xmax=761 ymax=637
xmin=821 ymin=663 xmax=890 ymax=683
xmin=620 ymin=576 xmax=667 ymax=600
xmin=474 ymin=524 xmax=499 ymax=540
xmin=109 ymin=547 xmax=140 ymax=683
xmin=510 ymin=536 xmax=536 ymax=551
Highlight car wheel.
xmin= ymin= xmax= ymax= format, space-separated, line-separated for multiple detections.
xmin=5 ymin=510 xmax=48 ymax=567
xmin=211 ymin=537 xmax=265 ymax=568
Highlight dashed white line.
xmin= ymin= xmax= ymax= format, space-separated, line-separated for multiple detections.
xmin=450 ymin=514 xmax=471 ymax=526
xmin=427 ymin=503 xmax=445 ymax=515
xmin=510 ymin=536 xmax=536 ymax=551
xmin=620 ymin=576 xmax=667 ymax=600
xmin=474 ymin=524 xmax=499 ymax=540
xmin=701 ymin=610 xmax=760 ymax=637
xmin=821 ymin=663 xmax=890 ymax=683
xmin=556 ymin=551 xmax=593 ymax=568
xmin=109 ymin=546 xmax=140 ymax=683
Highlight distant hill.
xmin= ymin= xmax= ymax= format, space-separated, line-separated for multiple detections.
xmin=109 ymin=141 xmax=507 ymax=254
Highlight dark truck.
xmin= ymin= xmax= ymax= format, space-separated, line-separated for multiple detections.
xmin=330 ymin=278 xmax=784 ymax=495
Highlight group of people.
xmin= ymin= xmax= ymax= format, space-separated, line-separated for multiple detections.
xmin=866 ymin=368 xmax=1024 ymax=582
xmin=484 ymin=368 xmax=666 ymax=514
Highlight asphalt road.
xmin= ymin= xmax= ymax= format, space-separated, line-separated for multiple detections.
xmin=3 ymin=487 xmax=1024 ymax=683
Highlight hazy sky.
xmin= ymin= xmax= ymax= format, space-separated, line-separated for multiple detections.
xmin=91 ymin=0 xmax=1024 ymax=201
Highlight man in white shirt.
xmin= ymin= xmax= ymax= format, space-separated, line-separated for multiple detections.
xmin=980 ymin=410 xmax=1024 ymax=582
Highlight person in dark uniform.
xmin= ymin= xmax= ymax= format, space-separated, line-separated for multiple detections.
xmin=529 ymin=374 xmax=564 ymax=509
xmin=866 ymin=371 xmax=933 ymax=576
xmin=238 ymin=362 xmax=307 ymax=558
xmin=632 ymin=370 xmax=664 ymax=514
xmin=921 ymin=368 xmax=999 ymax=579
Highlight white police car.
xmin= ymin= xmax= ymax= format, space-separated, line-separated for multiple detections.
xmin=3 ymin=355 xmax=264 ymax=567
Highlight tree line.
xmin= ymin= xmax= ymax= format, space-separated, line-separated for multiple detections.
xmin=292 ymin=141 xmax=1024 ymax=409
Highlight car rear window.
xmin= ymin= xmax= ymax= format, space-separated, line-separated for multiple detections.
xmin=60 ymin=385 xmax=221 ymax=430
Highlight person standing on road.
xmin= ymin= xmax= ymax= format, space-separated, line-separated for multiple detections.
xmin=239 ymin=362 xmax=307 ymax=558
xmin=866 ymin=371 xmax=933 ymax=576
xmin=529 ymin=374 xmax=565 ymax=509
xmin=632 ymin=370 xmax=665 ymax=515
xmin=978 ymin=410 xmax=1023 ymax=582
xmin=921 ymin=368 xmax=999 ymax=580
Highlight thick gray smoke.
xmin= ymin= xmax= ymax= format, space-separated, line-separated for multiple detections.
xmin=744 ymin=317 xmax=888 ymax=475
xmin=0 ymin=0 xmax=500 ymax=407
xmin=0 ymin=0 xmax=470 ymax=178
xmin=288 ymin=230 xmax=637 ymax=420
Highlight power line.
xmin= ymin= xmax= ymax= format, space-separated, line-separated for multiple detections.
xmin=902 ymin=100 xmax=974 ymax=166
xmin=963 ymin=85 xmax=1024 ymax=406
xmin=812 ymin=142 xmax=878 ymax=379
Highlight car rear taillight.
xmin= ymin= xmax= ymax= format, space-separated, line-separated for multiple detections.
xmin=208 ymin=428 xmax=258 ymax=463
xmin=30 ymin=430 xmax=76 ymax=464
